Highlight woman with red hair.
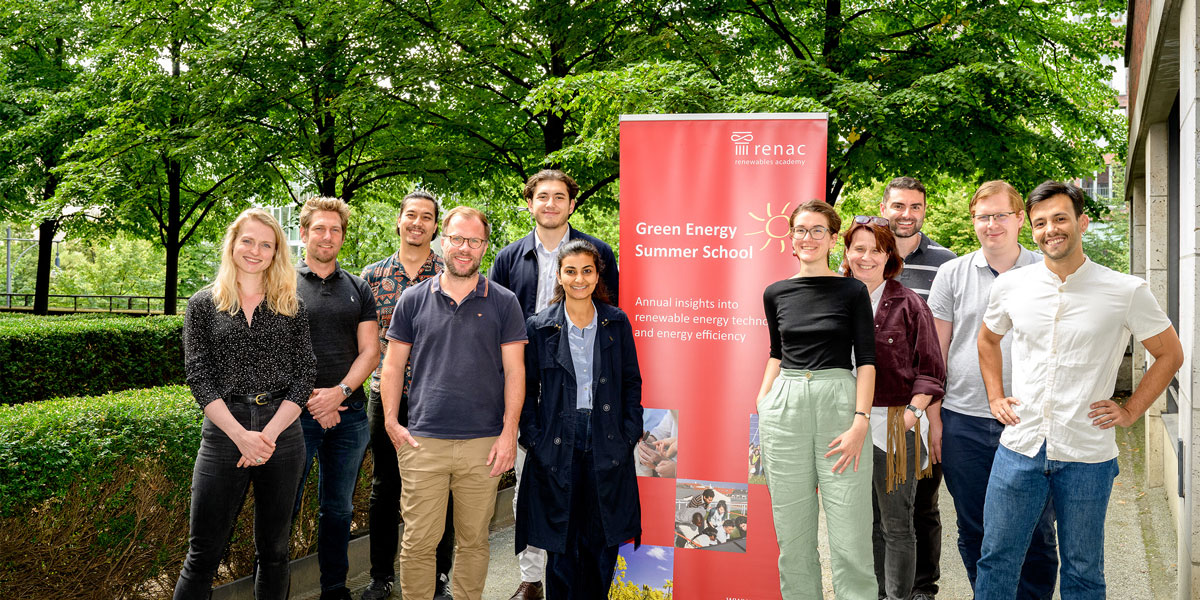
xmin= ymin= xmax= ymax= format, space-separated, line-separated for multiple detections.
xmin=842 ymin=216 xmax=945 ymax=600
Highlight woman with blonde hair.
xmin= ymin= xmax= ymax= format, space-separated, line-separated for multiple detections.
xmin=174 ymin=208 xmax=316 ymax=600
xmin=757 ymin=199 xmax=877 ymax=598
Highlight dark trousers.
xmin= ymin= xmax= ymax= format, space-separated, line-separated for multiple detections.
xmin=174 ymin=403 xmax=306 ymax=600
xmin=872 ymin=433 xmax=918 ymax=600
xmin=367 ymin=389 xmax=454 ymax=582
xmin=941 ymin=408 xmax=1057 ymax=599
xmin=912 ymin=462 xmax=942 ymax=595
xmin=546 ymin=410 xmax=619 ymax=600
xmin=294 ymin=402 xmax=370 ymax=591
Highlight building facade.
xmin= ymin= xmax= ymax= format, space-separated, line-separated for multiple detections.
xmin=1125 ymin=1 xmax=1200 ymax=596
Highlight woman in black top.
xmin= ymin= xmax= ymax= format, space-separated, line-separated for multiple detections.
xmin=756 ymin=199 xmax=877 ymax=599
xmin=174 ymin=208 xmax=316 ymax=600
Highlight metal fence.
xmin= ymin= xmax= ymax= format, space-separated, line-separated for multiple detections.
xmin=1 ymin=293 xmax=192 ymax=314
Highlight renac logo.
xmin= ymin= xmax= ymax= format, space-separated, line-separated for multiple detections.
xmin=731 ymin=131 xmax=753 ymax=155
xmin=732 ymin=130 xmax=808 ymax=157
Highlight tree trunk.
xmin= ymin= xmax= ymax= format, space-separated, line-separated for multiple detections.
xmin=33 ymin=218 xmax=58 ymax=315
xmin=163 ymin=155 xmax=182 ymax=315
xmin=826 ymin=174 xmax=844 ymax=205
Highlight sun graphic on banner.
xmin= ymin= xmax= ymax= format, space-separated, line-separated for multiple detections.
xmin=746 ymin=202 xmax=794 ymax=253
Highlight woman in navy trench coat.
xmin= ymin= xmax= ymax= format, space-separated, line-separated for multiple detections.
xmin=515 ymin=239 xmax=643 ymax=599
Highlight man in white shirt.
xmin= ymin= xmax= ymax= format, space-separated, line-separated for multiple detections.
xmin=927 ymin=180 xmax=1057 ymax=598
xmin=974 ymin=181 xmax=1183 ymax=599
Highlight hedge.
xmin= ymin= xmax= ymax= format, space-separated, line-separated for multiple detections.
xmin=0 ymin=314 xmax=185 ymax=404
xmin=0 ymin=386 xmax=372 ymax=599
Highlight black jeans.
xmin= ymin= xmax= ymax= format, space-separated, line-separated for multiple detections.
xmin=872 ymin=432 xmax=919 ymax=600
xmin=174 ymin=402 xmax=306 ymax=600
xmin=912 ymin=461 xmax=943 ymax=595
xmin=366 ymin=389 xmax=454 ymax=582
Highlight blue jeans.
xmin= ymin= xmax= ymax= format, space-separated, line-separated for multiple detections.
xmin=977 ymin=443 xmax=1118 ymax=600
xmin=940 ymin=409 xmax=1057 ymax=599
xmin=293 ymin=401 xmax=370 ymax=591
xmin=174 ymin=402 xmax=306 ymax=600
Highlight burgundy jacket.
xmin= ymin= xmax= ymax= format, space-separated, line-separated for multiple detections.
xmin=872 ymin=279 xmax=946 ymax=407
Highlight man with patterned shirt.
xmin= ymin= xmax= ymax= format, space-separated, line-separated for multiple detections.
xmin=877 ymin=176 xmax=956 ymax=600
xmin=359 ymin=191 xmax=454 ymax=600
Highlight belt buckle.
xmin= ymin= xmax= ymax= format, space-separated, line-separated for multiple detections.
xmin=254 ymin=392 xmax=269 ymax=406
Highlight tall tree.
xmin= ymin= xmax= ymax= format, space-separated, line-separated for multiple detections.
xmin=525 ymin=0 xmax=1125 ymax=205
xmin=56 ymin=0 xmax=274 ymax=314
xmin=0 ymin=0 xmax=96 ymax=313
xmin=219 ymin=0 xmax=436 ymax=204
xmin=668 ymin=0 xmax=1126 ymax=202
xmin=380 ymin=0 xmax=668 ymax=207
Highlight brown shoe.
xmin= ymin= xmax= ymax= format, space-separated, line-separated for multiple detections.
xmin=509 ymin=581 xmax=544 ymax=600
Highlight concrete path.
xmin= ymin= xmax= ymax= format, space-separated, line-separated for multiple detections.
xmin=300 ymin=421 xmax=1176 ymax=599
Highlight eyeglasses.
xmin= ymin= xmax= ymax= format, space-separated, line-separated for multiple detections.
xmin=853 ymin=215 xmax=890 ymax=227
xmin=972 ymin=211 xmax=1016 ymax=225
xmin=446 ymin=235 xmax=485 ymax=249
xmin=791 ymin=226 xmax=829 ymax=240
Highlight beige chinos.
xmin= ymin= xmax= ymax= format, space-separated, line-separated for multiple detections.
xmin=759 ymin=368 xmax=875 ymax=599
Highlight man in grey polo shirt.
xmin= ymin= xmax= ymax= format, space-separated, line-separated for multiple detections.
xmin=878 ymin=176 xmax=957 ymax=599
xmin=926 ymin=180 xmax=1056 ymax=598
xmin=293 ymin=196 xmax=380 ymax=600
xmin=380 ymin=206 xmax=527 ymax=600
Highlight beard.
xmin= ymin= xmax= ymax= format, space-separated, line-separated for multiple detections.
xmin=445 ymin=253 xmax=481 ymax=278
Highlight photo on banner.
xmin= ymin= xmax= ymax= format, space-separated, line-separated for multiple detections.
xmin=637 ymin=408 xmax=679 ymax=478
xmin=748 ymin=413 xmax=764 ymax=485
xmin=619 ymin=113 xmax=828 ymax=599
xmin=673 ymin=479 xmax=749 ymax=553
xmin=611 ymin=543 xmax=674 ymax=599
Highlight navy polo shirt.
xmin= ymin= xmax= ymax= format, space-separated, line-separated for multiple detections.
xmin=296 ymin=261 xmax=377 ymax=404
xmin=385 ymin=274 xmax=527 ymax=439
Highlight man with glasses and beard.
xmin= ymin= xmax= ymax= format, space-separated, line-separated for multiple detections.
xmin=380 ymin=206 xmax=528 ymax=600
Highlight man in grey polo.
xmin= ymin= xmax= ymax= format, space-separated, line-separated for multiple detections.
xmin=926 ymin=180 xmax=1056 ymax=598
xmin=293 ymin=196 xmax=380 ymax=600
xmin=380 ymin=206 xmax=527 ymax=600
xmin=877 ymin=176 xmax=956 ymax=599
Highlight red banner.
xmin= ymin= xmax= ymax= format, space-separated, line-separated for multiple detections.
xmin=615 ymin=114 xmax=828 ymax=599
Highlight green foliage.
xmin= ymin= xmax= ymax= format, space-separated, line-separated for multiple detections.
xmin=1082 ymin=166 xmax=1130 ymax=274
xmin=0 ymin=385 xmax=377 ymax=597
xmin=0 ymin=385 xmax=199 ymax=516
xmin=0 ymin=314 xmax=185 ymax=404
xmin=2 ymin=0 xmax=1131 ymax=307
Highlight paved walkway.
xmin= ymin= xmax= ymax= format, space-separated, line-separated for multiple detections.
xmin=303 ymin=421 xmax=1177 ymax=599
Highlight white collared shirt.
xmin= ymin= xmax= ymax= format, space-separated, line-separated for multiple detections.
xmin=983 ymin=258 xmax=1172 ymax=463
xmin=533 ymin=232 xmax=567 ymax=312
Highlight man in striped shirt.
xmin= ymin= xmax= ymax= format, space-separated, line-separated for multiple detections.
xmin=879 ymin=176 xmax=956 ymax=600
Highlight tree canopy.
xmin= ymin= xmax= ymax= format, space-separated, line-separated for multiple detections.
xmin=1 ymin=0 xmax=1127 ymax=310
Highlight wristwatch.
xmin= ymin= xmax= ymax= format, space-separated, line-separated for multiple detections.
xmin=338 ymin=383 xmax=353 ymax=398
xmin=905 ymin=404 xmax=925 ymax=419
xmin=854 ymin=410 xmax=870 ymax=421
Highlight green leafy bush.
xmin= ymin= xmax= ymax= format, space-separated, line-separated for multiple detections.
xmin=0 ymin=314 xmax=185 ymax=404
xmin=0 ymin=385 xmax=374 ymax=599
xmin=0 ymin=385 xmax=200 ymax=517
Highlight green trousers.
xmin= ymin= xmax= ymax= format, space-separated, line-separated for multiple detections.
xmin=759 ymin=368 xmax=875 ymax=600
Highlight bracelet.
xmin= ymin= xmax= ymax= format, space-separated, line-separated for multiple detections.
xmin=854 ymin=410 xmax=870 ymax=421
